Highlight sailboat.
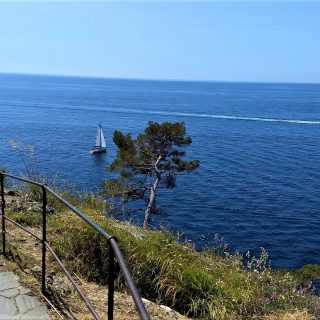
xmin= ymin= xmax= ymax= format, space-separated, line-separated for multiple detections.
xmin=90 ymin=124 xmax=107 ymax=154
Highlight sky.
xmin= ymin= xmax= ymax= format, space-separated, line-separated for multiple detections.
xmin=0 ymin=1 xmax=319 ymax=83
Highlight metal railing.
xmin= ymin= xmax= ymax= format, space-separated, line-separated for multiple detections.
xmin=0 ymin=172 xmax=150 ymax=320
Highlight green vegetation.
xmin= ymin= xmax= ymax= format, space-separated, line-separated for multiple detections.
xmin=3 ymin=131 xmax=318 ymax=319
xmin=4 ymin=199 xmax=320 ymax=319
xmin=293 ymin=264 xmax=320 ymax=286
xmin=1 ymin=168 xmax=320 ymax=319
xmin=8 ymin=211 xmax=43 ymax=226
xmin=47 ymin=209 xmax=320 ymax=319
xmin=101 ymin=121 xmax=200 ymax=229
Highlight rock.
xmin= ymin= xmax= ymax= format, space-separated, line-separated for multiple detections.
xmin=18 ymin=287 xmax=32 ymax=295
xmin=31 ymin=266 xmax=42 ymax=278
xmin=0 ymin=272 xmax=19 ymax=291
xmin=20 ymin=306 xmax=51 ymax=319
xmin=160 ymin=305 xmax=173 ymax=312
xmin=46 ymin=206 xmax=55 ymax=214
xmin=48 ymin=275 xmax=70 ymax=294
xmin=7 ymin=190 xmax=16 ymax=196
xmin=0 ymin=296 xmax=18 ymax=317
xmin=312 ymin=279 xmax=320 ymax=296
xmin=0 ymin=288 xmax=20 ymax=299
xmin=0 ymin=271 xmax=51 ymax=319
xmin=3 ymin=189 xmax=55 ymax=215
xmin=16 ymin=294 xmax=41 ymax=314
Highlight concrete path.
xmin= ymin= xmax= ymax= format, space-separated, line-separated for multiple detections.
xmin=0 ymin=272 xmax=51 ymax=320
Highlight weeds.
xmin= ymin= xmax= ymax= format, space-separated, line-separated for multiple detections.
xmin=45 ymin=208 xmax=320 ymax=319
xmin=2 ymin=186 xmax=320 ymax=319
xmin=7 ymin=210 xmax=43 ymax=226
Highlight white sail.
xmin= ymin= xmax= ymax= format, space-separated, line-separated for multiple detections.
xmin=100 ymin=128 xmax=106 ymax=148
xmin=95 ymin=125 xmax=106 ymax=148
xmin=91 ymin=124 xmax=107 ymax=154
xmin=95 ymin=127 xmax=101 ymax=146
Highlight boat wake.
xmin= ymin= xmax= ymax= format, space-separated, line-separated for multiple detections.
xmin=127 ymin=110 xmax=320 ymax=125
xmin=4 ymin=102 xmax=320 ymax=125
xmin=98 ymin=107 xmax=320 ymax=125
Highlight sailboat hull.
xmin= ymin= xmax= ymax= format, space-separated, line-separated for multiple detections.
xmin=90 ymin=146 xmax=107 ymax=154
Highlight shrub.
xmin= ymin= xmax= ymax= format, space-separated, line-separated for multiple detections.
xmin=3 ymin=183 xmax=319 ymax=319
xmin=293 ymin=264 xmax=320 ymax=286
xmin=46 ymin=208 xmax=320 ymax=319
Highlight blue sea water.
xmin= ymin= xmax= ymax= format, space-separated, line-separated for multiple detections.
xmin=0 ymin=73 xmax=320 ymax=268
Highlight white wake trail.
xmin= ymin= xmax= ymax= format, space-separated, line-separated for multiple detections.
xmin=109 ymin=108 xmax=320 ymax=125
xmin=7 ymin=103 xmax=320 ymax=125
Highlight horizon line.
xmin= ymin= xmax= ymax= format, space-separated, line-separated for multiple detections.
xmin=1 ymin=71 xmax=320 ymax=86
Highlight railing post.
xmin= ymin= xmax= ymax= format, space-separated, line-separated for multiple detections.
xmin=0 ymin=173 xmax=150 ymax=319
xmin=108 ymin=238 xmax=116 ymax=320
xmin=0 ymin=173 xmax=6 ymax=257
xmin=41 ymin=185 xmax=47 ymax=295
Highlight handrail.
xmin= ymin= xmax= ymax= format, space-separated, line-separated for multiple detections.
xmin=0 ymin=172 xmax=150 ymax=320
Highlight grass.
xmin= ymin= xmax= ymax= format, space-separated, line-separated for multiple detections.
xmin=45 ymin=206 xmax=320 ymax=319
xmin=8 ymin=210 xmax=43 ymax=226
xmin=2 ymin=188 xmax=320 ymax=319
xmin=264 ymin=309 xmax=314 ymax=320
xmin=293 ymin=264 xmax=320 ymax=286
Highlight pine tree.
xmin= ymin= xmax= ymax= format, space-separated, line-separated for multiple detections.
xmin=102 ymin=121 xmax=199 ymax=229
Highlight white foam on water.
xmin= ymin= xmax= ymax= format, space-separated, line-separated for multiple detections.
xmin=105 ymin=107 xmax=320 ymax=125
xmin=5 ymin=102 xmax=320 ymax=125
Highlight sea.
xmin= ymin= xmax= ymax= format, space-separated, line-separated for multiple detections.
xmin=0 ymin=73 xmax=319 ymax=269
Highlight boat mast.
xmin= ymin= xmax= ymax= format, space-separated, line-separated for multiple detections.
xmin=99 ymin=124 xmax=102 ymax=147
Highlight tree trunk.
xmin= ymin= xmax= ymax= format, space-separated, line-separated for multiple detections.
xmin=143 ymin=178 xmax=159 ymax=229
xmin=143 ymin=156 xmax=162 ymax=229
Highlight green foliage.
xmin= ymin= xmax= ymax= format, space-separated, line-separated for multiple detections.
xmin=2 ymin=168 xmax=319 ymax=319
xmin=20 ymin=182 xmax=63 ymax=211
xmin=102 ymin=121 xmax=200 ymax=226
xmin=79 ymin=192 xmax=106 ymax=213
xmin=109 ymin=121 xmax=199 ymax=180
xmin=293 ymin=264 xmax=320 ymax=286
xmin=47 ymin=208 xmax=320 ymax=319
xmin=2 ymin=185 xmax=320 ymax=319
xmin=7 ymin=210 xmax=43 ymax=226
xmin=18 ymin=173 xmax=98 ymax=213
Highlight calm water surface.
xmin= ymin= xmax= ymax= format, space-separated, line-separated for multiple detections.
xmin=0 ymin=73 xmax=320 ymax=268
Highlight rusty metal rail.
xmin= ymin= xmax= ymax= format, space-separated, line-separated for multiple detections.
xmin=0 ymin=172 xmax=150 ymax=320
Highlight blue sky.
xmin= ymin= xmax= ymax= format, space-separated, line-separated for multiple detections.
xmin=0 ymin=1 xmax=319 ymax=83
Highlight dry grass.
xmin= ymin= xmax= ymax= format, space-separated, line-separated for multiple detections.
xmin=264 ymin=309 xmax=314 ymax=320
xmin=2 ymin=203 xmax=320 ymax=319
xmin=1 ymin=219 xmax=189 ymax=320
